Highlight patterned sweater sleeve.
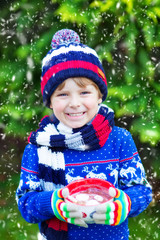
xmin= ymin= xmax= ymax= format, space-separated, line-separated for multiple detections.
xmin=16 ymin=144 xmax=54 ymax=223
xmin=118 ymin=129 xmax=152 ymax=217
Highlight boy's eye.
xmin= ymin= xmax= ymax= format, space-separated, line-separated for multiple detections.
xmin=81 ymin=91 xmax=90 ymax=95
xmin=57 ymin=93 xmax=68 ymax=97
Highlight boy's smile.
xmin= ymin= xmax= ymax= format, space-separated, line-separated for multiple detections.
xmin=50 ymin=78 xmax=102 ymax=128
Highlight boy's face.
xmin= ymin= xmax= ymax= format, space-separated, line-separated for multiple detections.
xmin=50 ymin=78 xmax=102 ymax=128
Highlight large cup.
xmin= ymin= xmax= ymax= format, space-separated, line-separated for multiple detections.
xmin=65 ymin=178 xmax=115 ymax=223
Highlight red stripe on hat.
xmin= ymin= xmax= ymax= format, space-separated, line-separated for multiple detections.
xmin=41 ymin=60 xmax=107 ymax=94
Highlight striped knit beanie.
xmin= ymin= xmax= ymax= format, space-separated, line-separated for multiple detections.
xmin=41 ymin=29 xmax=108 ymax=107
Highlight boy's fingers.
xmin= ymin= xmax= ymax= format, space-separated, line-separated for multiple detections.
xmin=73 ymin=219 xmax=88 ymax=228
xmin=108 ymin=187 xmax=117 ymax=198
xmin=93 ymin=212 xmax=114 ymax=221
xmin=94 ymin=219 xmax=114 ymax=225
xmin=95 ymin=202 xmax=115 ymax=213
xmin=66 ymin=202 xmax=79 ymax=212
xmin=60 ymin=202 xmax=79 ymax=212
xmin=63 ymin=211 xmax=83 ymax=219
xmin=62 ymin=188 xmax=69 ymax=198
xmin=93 ymin=213 xmax=108 ymax=220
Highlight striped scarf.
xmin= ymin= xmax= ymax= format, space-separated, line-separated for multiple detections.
xmin=28 ymin=104 xmax=114 ymax=150
xmin=28 ymin=104 xmax=114 ymax=240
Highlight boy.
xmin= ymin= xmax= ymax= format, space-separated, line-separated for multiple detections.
xmin=16 ymin=29 xmax=152 ymax=240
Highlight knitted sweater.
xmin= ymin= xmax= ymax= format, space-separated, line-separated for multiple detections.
xmin=16 ymin=123 xmax=152 ymax=240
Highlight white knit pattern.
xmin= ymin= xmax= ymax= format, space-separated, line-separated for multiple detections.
xmin=38 ymin=146 xmax=65 ymax=191
xmin=38 ymin=146 xmax=65 ymax=170
xmin=65 ymin=132 xmax=86 ymax=151
xmin=42 ymin=44 xmax=99 ymax=67
xmin=36 ymin=123 xmax=59 ymax=146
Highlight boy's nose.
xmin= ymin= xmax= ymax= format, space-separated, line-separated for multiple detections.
xmin=69 ymin=96 xmax=80 ymax=108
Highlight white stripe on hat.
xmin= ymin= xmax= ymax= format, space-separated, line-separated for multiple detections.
xmin=42 ymin=44 xmax=99 ymax=68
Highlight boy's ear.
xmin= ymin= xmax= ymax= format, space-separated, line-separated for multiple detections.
xmin=98 ymin=98 xmax=102 ymax=104
xmin=50 ymin=102 xmax=53 ymax=109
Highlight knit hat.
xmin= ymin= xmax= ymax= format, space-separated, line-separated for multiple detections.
xmin=41 ymin=29 xmax=108 ymax=107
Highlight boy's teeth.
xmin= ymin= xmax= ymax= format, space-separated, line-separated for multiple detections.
xmin=68 ymin=113 xmax=83 ymax=116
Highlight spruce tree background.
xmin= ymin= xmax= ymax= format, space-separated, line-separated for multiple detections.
xmin=0 ymin=0 xmax=160 ymax=239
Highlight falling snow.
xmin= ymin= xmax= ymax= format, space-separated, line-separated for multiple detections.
xmin=0 ymin=0 xmax=160 ymax=239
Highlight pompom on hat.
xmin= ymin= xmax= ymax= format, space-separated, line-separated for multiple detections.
xmin=41 ymin=29 xmax=108 ymax=107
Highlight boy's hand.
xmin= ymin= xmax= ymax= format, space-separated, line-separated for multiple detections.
xmin=51 ymin=188 xmax=88 ymax=228
xmin=93 ymin=187 xmax=131 ymax=226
